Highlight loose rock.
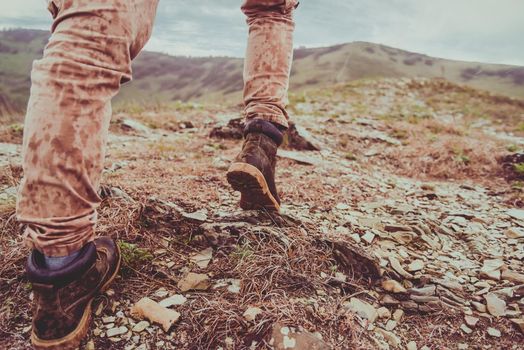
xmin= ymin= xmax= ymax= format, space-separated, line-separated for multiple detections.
xmin=507 ymin=209 xmax=524 ymax=221
xmin=460 ymin=324 xmax=472 ymax=334
xmin=159 ymin=294 xmax=187 ymax=308
xmin=131 ymin=297 xmax=180 ymax=332
xmin=345 ymin=298 xmax=378 ymax=324
xmin=485 ymin=293 xmax=506 ymax=317
xmin=389 ymin=256 xmax=414 ymax=279
xmin=132 ymin=321 xmax=150 ymax=333
xmin=406 ymin=341 xmax=417 ymax=350
xmin=487 ymin=327 xmax=501 ymax=337
xmin=464 ymin=316 xmax=479 ymax=328
xmin=382 ymin=280 xmax=407 ymax=293
xmin=374 ymin=327 xmax=401 ymax=348
xmin=271 ymin=323 xmax=329 ymax=350
xmin=243 ymin=307 xmax=263 ymax=322
xmin=407 ymin=260 xmax=424 ymax=272
xmin=107 ymin=326 xmax=128 ymax=338
xmin=177 ymin=272 xmax=210 ymax=292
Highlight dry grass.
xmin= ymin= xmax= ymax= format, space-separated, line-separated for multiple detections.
xmin=1 ymin=77 xmax=523 ymax=348
xmin=384 ymin=123 xmax=505 ymax=184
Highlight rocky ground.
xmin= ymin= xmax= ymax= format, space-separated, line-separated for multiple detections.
xmin=1 ymin=78 xmax=524 ymax=349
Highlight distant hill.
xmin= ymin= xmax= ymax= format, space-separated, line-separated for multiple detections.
xmin=1 ymin=28 xmax=523 ymax=117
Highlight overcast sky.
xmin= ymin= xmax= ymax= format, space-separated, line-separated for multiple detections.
xmin=1 ymin=0 xmax=523 ymax=66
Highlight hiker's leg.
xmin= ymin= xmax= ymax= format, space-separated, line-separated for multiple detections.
xmin=226 ymin=1 xmax=298 ymax=211
xmin=16 ymin=0 xmax=158 ymax=257
xmin=241 ymin=0 xmax=298 ymax=129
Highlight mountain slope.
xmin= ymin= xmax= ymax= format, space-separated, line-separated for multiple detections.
xmin=1 ymin=28 xmax=523 ymax=117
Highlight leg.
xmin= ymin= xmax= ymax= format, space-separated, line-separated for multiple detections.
xmin=18 ymin=0 xmax=158 ymax=348
xmin=17 ymin=0 xmax=157 ymax=256
xmin=242 ymin=0 xmax=298 ymax=129
xmin=227 ymin=0 xmax=298 ymax=211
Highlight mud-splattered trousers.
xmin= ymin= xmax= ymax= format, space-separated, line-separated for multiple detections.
xmin=16 ymin=0 xmax=298 ymax=256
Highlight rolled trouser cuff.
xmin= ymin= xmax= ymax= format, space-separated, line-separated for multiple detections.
xmin=23 ymin=220 xmax=96 ymax=257
xmin=244 ymin=118 xmax=284 ymax=146
xmin=26 ymin=241 xmax=97 ymax=287
xmin=245 ymin=112 xmax=289 ymax=129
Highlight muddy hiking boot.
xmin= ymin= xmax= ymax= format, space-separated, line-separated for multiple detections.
xmin=227 ymin=119 xmax=285 ymax=211
xmin=26 ymin=237 xmax=121 ymax=350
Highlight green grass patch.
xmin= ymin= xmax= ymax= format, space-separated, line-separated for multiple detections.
xmin=514 ymin=163 xmax=524 ymax=175
xmin=118 ymin=241 xmax=153 ymax=268
xmin=231 ymin=243 xmax=254 ymax=263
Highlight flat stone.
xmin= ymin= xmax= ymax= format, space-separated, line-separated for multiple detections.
xmin=389 ymin=256 xmax=414 ymax=279
xmin=406 ymin=341 xmax=417 ymax=350
xmin=154 ymin=288 xmax=169 ymax=298
xmin=510 ymin=318 xmax=524 ymax=333
xmin=480 ymin=259 xmax=504 ymax=281
xmin=464 ymin=316 xmax=479 ymax=327
xmin=362 ymin=231 xmax=376 ymax=244
xmin=384 ymin=224 xmax=412 ymax=232
xmin=401 ymin=301 xmax=419 ymax=310
xmin=390 ymin=231 xmax=416 ymax=245
xmin=487 ymin=327 xmax=501 ymax=337
xmin=485 ymin=293 xmax=506 ymax=317
xmin=158 ymin=294 xmax=187 ymax=308
xmin=480 ymin=269 xmax=501 ymax=281
xmin=345 ymin=298 xmax=378 ymax=324
xmin=130 ymin=297 xmax=181 ymax=333
xmin=381 ymin=280 xmax=407 ymax=293
xmin=277 ymin=150 xmax=322 ymax=166
xmin=460 ymin=324 xmax=473 ymax=334
xmin=132 ymin=321 xmax=150 ymax=333
xmin=409 ymin=285 xmax=436 ymax=296
xmin=183 ymin=211 xmax=208 ymax=222
xmin=385 ymin=320 xmax=397 ymax=331
xmin=102 ymin=316 xmax=116 ymax=324
xmin=374 ymin=328 xmax=401 ymax=348
xmin=501 ymin=269 xmax=524 ymax=284
xmin=381 ymin=295 xmax=400 ymax=305
xmin=471 ymin=301 xmax=488 ymax=313
xmin=350 ymin=234 xmax=361 ymax=243
xmin=508 ymin=209 xmax=524 ymax=221
xmin=336 ymin=203 xmax=350 ymax=210
xmin=243 ymin=307 xmax=263 ymax=322
xmin=505 ymin=228 xmax=524 ymax=239
xmin=107 ymin=326 xmax=128 ymax=338
xmin=407 ymin=260 xmax=424 ymax=272
xmin=227 ymin=279 xmax=241 ymax=293
xmin=177 ymin=273 xmax=210 ymax=292
xmin=121 ymin=118 xmax=150 ymax=134
xmin=271 ymin=323 xmax=329 ymax=350
xmin=392 ymin=309 xmax=404 ymax=322
xmin=377 ymin=307 xmax=391 ymax=319
xmin=410 ymin=295 xmax=440 ymax=303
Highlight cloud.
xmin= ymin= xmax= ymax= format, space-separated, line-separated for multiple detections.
xmin=0 ymin=0 xmax=523 ymax=65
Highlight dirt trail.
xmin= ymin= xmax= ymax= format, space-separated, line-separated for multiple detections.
xmin=1 ymin=78 xmax=523 ymax=349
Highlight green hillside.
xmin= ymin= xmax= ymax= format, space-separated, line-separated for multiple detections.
xmin=1 ymin=28 xmax=523 ymax=117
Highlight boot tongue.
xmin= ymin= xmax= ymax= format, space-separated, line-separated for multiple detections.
xmin=26 ymin=242 xmax=97 ymax=288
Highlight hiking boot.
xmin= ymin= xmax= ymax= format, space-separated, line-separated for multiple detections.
xmin=26 ymin=237 xmax=121 ymax=350
xmin=227 ymin=119 xmax=284 ymax=211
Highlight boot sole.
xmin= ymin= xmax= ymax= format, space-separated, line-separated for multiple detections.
xmin=31 ymin=243 xmax=122 ymax=350
xmin=227 ymin=162 xmax=280 ymax=212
